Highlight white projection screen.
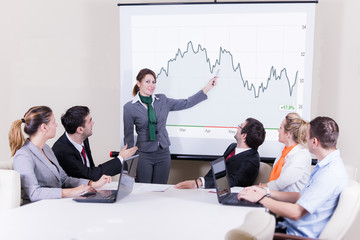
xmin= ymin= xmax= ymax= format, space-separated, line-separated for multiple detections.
xmin=118 ymin=1 xmax=317 ymax=160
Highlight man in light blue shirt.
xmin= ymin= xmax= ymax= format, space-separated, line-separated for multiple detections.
xmin=238 ymin=116 xmax=349 ymax=238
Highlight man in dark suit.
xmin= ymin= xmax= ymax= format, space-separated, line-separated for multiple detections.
xmin=175 ymin=118 xmax=266 ymax=189
xmin=52 ymin=106 xmax=137 ymax=181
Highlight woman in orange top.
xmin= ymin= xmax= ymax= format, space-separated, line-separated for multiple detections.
xmin=259 ymin=113 xmax=312 ymax=192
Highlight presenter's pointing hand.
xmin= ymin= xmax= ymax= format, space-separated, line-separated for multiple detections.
xmin=202 ymin=77 xmax=218 ymax=94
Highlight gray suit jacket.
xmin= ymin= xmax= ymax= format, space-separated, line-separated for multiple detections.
xmin=123 ymin=90 xmax=207 ymax=152
xmin=13 ymin=139 xmax=89 ymax=203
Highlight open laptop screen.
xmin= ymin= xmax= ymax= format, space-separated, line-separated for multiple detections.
xmin=211 ymin=157 xmax=231 ymax=198
xmin=116 ymin=173 xmax=134 ymax=200
xmin=124 ymin=155 xmax=139 ymax=178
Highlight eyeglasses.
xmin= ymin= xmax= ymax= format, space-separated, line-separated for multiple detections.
xmin=238 ymin=124 xmax=243 ymax=130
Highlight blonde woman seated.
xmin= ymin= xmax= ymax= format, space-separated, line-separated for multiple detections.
xmin=259 ymin=113 xmax=312 ymax=192
xmin=9 ymin=106 xmax=111 ymax=204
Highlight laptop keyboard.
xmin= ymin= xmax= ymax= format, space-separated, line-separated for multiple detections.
xmin=224 ymin=193 xmax=262 ymax=207
xmin=81 ymin=190 xmax=116 ymax=199
xmin=225 ymin=193 xmax=240 ymax=202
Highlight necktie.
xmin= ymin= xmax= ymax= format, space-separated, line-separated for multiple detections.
xmin=268 ymin=144 xmax=297 ymax=182
xmin=225 ymin=149 xmax=235 ymax=161
xmin=139 ymin=94 xmax=157 ymax=141
xmin=81 ymin=146 xmax=87 ymax=166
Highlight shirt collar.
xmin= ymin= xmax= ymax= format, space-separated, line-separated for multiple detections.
xmin=235 ymin=147 xmax=251 ymax=155
xmin=65 ymin=132 xmax=84 ymax=153
xmin=132 ymin=92 xmax=158 ymax=105
xmin=316 ymin=149 xmax=340 ymax=168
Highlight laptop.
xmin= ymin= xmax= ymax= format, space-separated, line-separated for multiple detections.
xmin=73 ymin=155 xmax=139 ymax=203
xmin=210 ymin=157 xmax=263 ymax=208
xmin=123 ymin=154 xmax=139 ymax=178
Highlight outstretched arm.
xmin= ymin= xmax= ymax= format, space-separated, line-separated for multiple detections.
xmin=119 ymin=144 xmax=138 ymax=160
xmin=202 ymin=77 xmax=218 ymax=94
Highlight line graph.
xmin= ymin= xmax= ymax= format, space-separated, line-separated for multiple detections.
xmin=119 ymin=2 xmax=315 ymax=156
xmin=157 ymin=41 xmax=298 ymax=98
xmin=130 ymin=10 xmax=309 ymax=130
xmin=154 ymin=44 xmax=299 ymax=125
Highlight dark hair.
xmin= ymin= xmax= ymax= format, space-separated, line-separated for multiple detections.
xmin=61 ymin=106 xmax=90 ymax=134
xmin=132 ymin=68 xmax=156 ymax=96
xmin=9 ymin=106 xmax=53 ymax=156
xmin=241 ymin=118 xmax=266 ymax=150
xmin=309 ymin=116 xmax=339 ymax=149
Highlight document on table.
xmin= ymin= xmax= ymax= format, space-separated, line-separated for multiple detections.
xmin=136 ymin=184 xmax=171 ymax=192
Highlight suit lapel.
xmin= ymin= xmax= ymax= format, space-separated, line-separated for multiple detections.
xmin=25 ymin=141 xmax=61 ymax=182
xmin=62 ymin=133 xmax=84 ymax=163
xmin=153 ymin=95 xmax=161 ymax=119
xmin=84 ymin=138 xmax=95 ymax=167
xmin=223 ymin=143 xmax=237 ymax=158
xmin=133 ymin=101 xmax=148 ymax=115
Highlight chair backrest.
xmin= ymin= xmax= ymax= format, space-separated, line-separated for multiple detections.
xmin=225 ymin=210 xmax=275 ymax=240
xmin=345 ymin=165 xmax=357 ymax=180
xmin=0 ymin=160 xmax=13 ymax=170
xmin=319 ymin=180 xmax=360 ymax=239
xmin=253 ymin=162 xmax=272 ymax=185
xmin=0 ymin=169 xmax=21 ymax=211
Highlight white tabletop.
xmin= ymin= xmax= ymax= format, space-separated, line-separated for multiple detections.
xmin=0 ymin=183 xmax=264 ymax=240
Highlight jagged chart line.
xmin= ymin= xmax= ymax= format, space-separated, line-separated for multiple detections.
xmin=158 ymin=41 xmax=298 ymax=98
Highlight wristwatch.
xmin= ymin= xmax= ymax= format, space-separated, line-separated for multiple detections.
xmin=263 ymin=186 xmax=270 ymax=197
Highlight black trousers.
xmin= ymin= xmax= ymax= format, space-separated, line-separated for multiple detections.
xmin=275 ymin=216 xmax=287 ymax=234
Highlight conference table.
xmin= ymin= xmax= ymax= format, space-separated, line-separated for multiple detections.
xmin=0 ymin=183 xmax=264 ymax=240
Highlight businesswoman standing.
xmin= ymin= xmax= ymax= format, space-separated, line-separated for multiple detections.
xmin=124 ymin=68 xmax=217 ymax=184
xmin=9 ymin=106 xmax=110 ymax=203
xmin=259 ymin=112 xmax=312 ymax=192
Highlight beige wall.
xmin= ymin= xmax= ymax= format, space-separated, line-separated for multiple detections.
xmin=1 ymin=0 xmax=359 ymax=238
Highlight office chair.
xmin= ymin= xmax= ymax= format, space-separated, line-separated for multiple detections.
xmin=345 ymin=165 xmax=358 ymax=180
xmin=225 ymin=210 xmax=275 ymax=240
xmin=274 ymin=180 xmax=360 ymax=240
xmin=254 ymin=162 xmax=272 ymax=185
xmin=0 ymin=169 xmax=21 ymax=211
xmin=0 ymin=159 xmax=13 ymax=170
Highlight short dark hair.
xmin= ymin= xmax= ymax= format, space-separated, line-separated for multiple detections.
xmin=241 ymin=118 xmax=266 ymax=150
xmin=309 ymin=116 xmax=339 ymax=149
xmin=61 ymin=106 xmax=90 ymax=134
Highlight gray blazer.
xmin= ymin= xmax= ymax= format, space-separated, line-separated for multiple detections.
xmin=123 ymin=90 xmax=207 ymax=152
xmin=13 ymin=139 xmax=89 ymax=203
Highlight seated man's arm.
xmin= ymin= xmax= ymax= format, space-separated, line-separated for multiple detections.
xmin=261 ymin=196 xmax=308 ymax=221
xmin=55 ymin=150 xmax=105 ymax=181
xmin=174 ymin=180 xmax=198 ymax=189
xmin=118 ymin=144 xmax=138 ymax=161
xmin=269 ymin=189 xmax=301 ymax=203
xmin=238 ymin=186 xmax=307 ymax=221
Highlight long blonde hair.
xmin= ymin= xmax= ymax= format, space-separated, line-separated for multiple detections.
xmin=284 ymin=112 xmax=309 ymax=145
xmin=9 ymin=106 xmax=53 ymax=156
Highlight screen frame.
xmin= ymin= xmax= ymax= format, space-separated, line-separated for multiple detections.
xmin=118 ymin=1 xmax=318 ymax=161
